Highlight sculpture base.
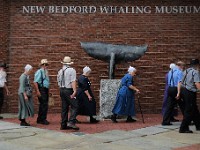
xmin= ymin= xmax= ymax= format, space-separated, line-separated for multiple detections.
xmin=99 ymin=79 xmax=121 ymax=118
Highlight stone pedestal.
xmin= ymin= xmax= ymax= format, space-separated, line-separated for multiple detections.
xmin=100 ymin=79 xmax=121 ymax=118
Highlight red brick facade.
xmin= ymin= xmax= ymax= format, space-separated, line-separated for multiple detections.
xmin=0 ymin=0 xmax=10 ymax=112
xmin=1 ymin=0 xmax=200 ymax=113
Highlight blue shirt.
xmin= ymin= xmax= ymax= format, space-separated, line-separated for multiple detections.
xmin=34 ymin=68 xmax=50 ymax=88
xmin=167 ymin=67 xmax=183 ymax=87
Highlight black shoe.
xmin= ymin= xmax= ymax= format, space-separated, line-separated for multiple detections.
xmin=60 ymin=126 xmax=71 ymax=130
xmin=179 ymin=130 xmax=193 ymax=133
xmin=0 ymin=116 xmax=3 ymax=119
xmin=126 ymin=117 xmax=136 ymax=123
xmin=111 ymin=115 xmax=118 ymax=123
xmin=67 ymin=123 xmax=79 ymax=130
xmin=170 ymin=118 xmax=179 ymax=122
xmin=162 ymin=122 xmax=172 ymax=126
xmin=90 ymin=118 xmax=100 ymax=123
xmin=37 ymin=120 xmax=50 ymax=125
xmin=20 ymin=122 xmax=30 ymax=126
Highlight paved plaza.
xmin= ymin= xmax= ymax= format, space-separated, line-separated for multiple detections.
xmin=0 ymin=114 xmax=199 ymax=150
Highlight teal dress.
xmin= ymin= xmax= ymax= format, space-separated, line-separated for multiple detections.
xmin=112 ymin=73 xmax=135 ymax=116
xmin=18 ymin=74 xmax=34 ymax=119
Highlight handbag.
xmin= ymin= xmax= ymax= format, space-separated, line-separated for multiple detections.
xmin=25 ymin=76 xmax=32 ymax=97
xmin=25 ymin=86 xmax=32 ymax=97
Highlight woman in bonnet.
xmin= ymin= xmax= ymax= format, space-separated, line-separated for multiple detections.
xmin=76 ymin=66 xmax=99 ymax=123
xmin=18 ymin=64 xmax=34 ymax=126
xmin=111 ymin=66 xmax=140 ymax=123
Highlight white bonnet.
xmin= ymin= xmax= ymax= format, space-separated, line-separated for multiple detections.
xmin=169 ymin=63 xmax=176 ymax=69
xmin=83 ymin=66 xmax=91 ymax=74
xmin=128 ymin=66 xmax=136 ymax=73
xmin=25 ymin=64 xmax=33 ymax=72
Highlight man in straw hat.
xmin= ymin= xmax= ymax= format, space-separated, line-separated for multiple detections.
xmin=57 ymin=56 xmax=79 ymax=130
xmin=177 ymin=59 xmax=200 ymax=133
xmin=0 ymin=62 xmax=9 ymax=119
xmin=34 ymin=59 xmax=50 ymax=125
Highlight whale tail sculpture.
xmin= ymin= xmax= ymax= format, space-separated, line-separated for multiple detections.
xmin=80 ymin=42 xmax=148 ymax=79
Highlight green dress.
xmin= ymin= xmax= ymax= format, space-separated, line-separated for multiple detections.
xmin=18 ymin=73 xmax=34 ymax=119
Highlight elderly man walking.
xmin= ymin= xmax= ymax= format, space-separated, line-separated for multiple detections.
xmin=57 ymin=56 xmax=79 ymax=130
xmin=162 ymin=61 xmax=185 ymax=125
xmin=34 ymin=59 xmax=50 ymax=125
xmin=178 ymin=59 xmax=200 ymax=133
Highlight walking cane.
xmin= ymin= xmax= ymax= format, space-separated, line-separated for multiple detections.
xmin=137 ymin=95 xmax=145 ymax=123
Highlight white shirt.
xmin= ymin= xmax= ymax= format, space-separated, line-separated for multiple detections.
xmin=57 ymin=66 xmax=76 ymax=88
xmin=0 ymin=69 xmax=7 ymax=88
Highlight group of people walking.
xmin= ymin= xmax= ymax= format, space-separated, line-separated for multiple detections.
xmin=0 ymin=57 xmax=200 ymax=133
xmin=162 ymin=59 xmax=200 ymax=133
xmin=0 ymin=56 xmax=99 ymax=130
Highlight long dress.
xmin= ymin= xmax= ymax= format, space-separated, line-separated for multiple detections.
xmin=112 ymin=73 xmax=135 ymax=116
xmin=76 ymin=75 xmax=96 ymax=116
xmin=18 ymin=74 xmax=34 ymax=119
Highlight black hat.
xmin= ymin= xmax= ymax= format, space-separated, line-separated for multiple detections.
xmin=0 ymin=63 xmax=9 ymax=69
xmin=190 ymin=59 xmax=200 ymax=65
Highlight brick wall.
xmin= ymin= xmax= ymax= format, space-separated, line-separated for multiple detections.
xmin=0 ymin=0 xmax=9 ymax=62
xmin=2 ymin=0 xmax=200 ymax=113
xmin=0 ymin=0 xmax=10 ymax=112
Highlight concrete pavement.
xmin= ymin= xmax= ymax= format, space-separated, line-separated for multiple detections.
xmin=0 ymin=117 xmax=200 ymax=150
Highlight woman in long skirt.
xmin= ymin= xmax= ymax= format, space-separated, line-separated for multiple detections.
xmin=76 ymin=66 xmax=99 ymax=123
xmin=111 ymin=66 xmax=140 ymax=123
xmin=18 ymin=64 xmax=34 ymax=126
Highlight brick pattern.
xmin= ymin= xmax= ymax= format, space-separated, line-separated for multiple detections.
xmin=0 ymin=0 xmax=10 ymax=112
xmin=0 ymin=0 xmax=9 ymax=62
xmin=2 ymin=0 xmax=200 ymax=113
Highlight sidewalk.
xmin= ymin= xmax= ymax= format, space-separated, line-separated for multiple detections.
xmin=0 ymin=113 xmax=200 ymax=150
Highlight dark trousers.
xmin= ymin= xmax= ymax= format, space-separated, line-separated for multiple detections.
xmin=162 ymin=87 xmax=184 ymax=124
xmin=60 ymin=88 xmax=78 ymax=127
xmin=180 ymin=88 xmax=200 ymax=131
xmin=0 ymin=88 xmax=4 ymax=113
xmin=37 ymin=87 xmax=49 ymax=122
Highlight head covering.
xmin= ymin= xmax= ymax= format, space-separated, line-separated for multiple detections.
xmin=83 ymin=66 xmax=91 ymax=74
xmin=128 ymin=66 xmax=136 ymax=73
xmin=24 ymin=64 xmax=33 ymax=72
xmin=61 ymin=56 xmax=74 ymax=65
xmin=169 ymin=63 xmax=176 ymax=69
xmin=0 ymin=62 xmax=8 ymax=69
xmin=40 ymin=59 xmax=48 ymax=66
xmin=190 ymin=59 xmax=199 ymax=65
xmin=176 ymin=61 xmax=185 ymax=66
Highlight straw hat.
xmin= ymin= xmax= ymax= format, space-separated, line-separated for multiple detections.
xmin=40 ymin=59 xmax=48 ymax=66
xmin=61 ymin=56 xmax=74 ymax=65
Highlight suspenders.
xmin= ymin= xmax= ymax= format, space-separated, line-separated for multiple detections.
xmin=61 ymin=67 xmax=69 ymax=87
xmin=182 ymin=68 xmax=195 ymax=90
xmin=169 ymin=69 xmax=175 ymax=87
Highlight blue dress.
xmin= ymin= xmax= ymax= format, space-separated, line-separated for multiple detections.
xmin=112 ymin=73 xmax=135 ymax=116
